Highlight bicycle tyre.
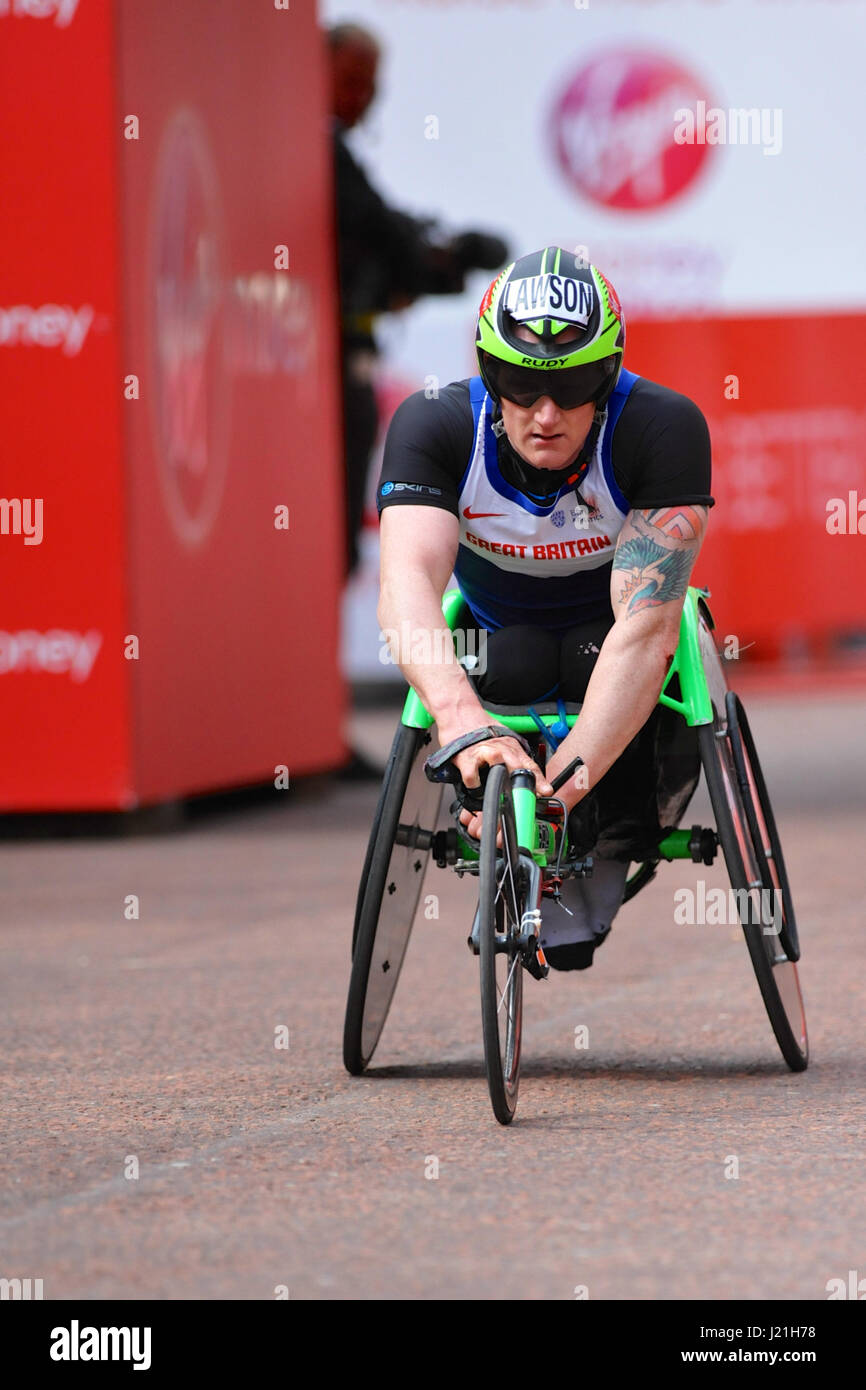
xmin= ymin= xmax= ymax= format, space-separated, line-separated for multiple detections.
xmin=478 ymin=764 xmax=526 ymax=1124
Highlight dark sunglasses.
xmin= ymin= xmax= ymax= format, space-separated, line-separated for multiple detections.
xmin=482 ymin=352 xmax=616 ymax=410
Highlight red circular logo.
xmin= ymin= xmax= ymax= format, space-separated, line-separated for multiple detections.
xmin=150 ymin=108 xmax=230 ymax=547
xmin=551 ymin=50 xmax=713 ymax=212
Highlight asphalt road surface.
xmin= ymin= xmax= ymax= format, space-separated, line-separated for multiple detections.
xmin=1 ymin=689 xmax=865 ymax=1301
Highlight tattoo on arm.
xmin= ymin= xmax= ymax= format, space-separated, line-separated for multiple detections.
xmin=639 ymin=506 xmax=704 ymax=542
xmin=612 ymin=506 xmax=707 ymax=618
xmin=612 ymin=536 xmax=693 ymax=612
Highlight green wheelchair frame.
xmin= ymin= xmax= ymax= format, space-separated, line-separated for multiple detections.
xmin=402 ymin=585 xmax=716 ymax=876
xmin=343 ymin=584 xmax=808 ymax=1124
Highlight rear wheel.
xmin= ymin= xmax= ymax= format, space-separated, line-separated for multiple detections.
xmin=478 ymin=764 xmax=526 ymax=1124
xmin=623 ymin=861 xmax=658 ymax=903
xmin=726 ymin=692 xmax=800 ymax=962
xmin=699 ymin=699 xmax=807 ymax=1072
xmin=343 ymin=724 xmax=443 ymax=1075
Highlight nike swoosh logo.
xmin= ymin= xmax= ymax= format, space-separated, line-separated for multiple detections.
xmin=462 ymin=506 xmax=505 ymax=519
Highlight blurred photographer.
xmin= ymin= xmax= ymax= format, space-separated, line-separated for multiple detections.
xmin=328 ymin=22 xmax=508 ymax=577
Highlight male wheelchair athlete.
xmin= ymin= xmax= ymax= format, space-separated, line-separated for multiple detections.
xmin=343 ymin=586 xmax=807 ymax=1124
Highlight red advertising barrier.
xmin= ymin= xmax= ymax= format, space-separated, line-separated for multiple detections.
xmin=0 ymin=2 xmax=346 ymax=810
xmin=627 ymin=313 xmax=866 ymax=661
xmin=0 ymin=1 xmax=130 ymax=807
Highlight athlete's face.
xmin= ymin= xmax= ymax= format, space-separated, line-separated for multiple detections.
xmin=499 ymin=394 xmax=596 ymax=472
xmin=499 ymin=323 xmax=596 ymax=471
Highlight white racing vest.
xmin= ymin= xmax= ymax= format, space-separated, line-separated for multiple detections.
xmin=455 ymin=371 xmax=637 ymax=632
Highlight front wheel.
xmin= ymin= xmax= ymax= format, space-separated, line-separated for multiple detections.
xmin=478 ymin=764 xmax=527 ymax=1124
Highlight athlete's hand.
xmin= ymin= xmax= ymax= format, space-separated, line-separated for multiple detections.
xmin=442 ymin=734 xmax=553 ymax=842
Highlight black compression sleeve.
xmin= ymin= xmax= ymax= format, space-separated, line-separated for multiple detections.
xmin=611 ymin=378 xmax=714 ymax=509
xmin=376 ymin=381 xmax=473 ymax=518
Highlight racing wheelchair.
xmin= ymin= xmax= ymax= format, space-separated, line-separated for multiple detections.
xmin=343 ymin=586 xmax=807 ymax=1124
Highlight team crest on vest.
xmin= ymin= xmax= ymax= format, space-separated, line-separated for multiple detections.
xmin=572 ymin=497 xmax=602 ymax=529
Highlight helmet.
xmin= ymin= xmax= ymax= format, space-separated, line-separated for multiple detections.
xmin=476 ymin=246 xmax=625 ymax=411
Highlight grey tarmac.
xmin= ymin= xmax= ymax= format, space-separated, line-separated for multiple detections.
xmin=0 ymin=689 xmax=864 ymax=1301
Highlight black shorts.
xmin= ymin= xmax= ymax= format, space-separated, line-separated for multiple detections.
xmin=470 ymin=614 xmax=613 ymax=705
xmin=464 ymin=613 xmax=701 ymax=864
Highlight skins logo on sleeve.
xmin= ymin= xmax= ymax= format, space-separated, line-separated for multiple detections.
xmin=380 ymin=482 xmax=443 ymax=498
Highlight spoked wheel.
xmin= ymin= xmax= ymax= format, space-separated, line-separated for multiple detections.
xmin=343 ymin=724 xmax=443 ymax=1075
xmin=698 ymin=686 xmax=808 ymax=1072
xmin=478 ymin=763 xmax=527 ymax=1125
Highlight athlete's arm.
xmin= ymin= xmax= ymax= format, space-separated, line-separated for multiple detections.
xmin=545 ymin=504 xmax=710 ymax=808
xmin=378 ymin=506 xmax=552 ymax=798
xmin=377 ymin=388 xmax=479 ymax=738
xmin=377 ymin=387 xmax=552 ymax=801
xmin=378 ymin=504 xmax=475 ymax=733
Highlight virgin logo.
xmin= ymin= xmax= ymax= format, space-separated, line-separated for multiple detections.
xmin=150 ymin=108 xmax=230 ymax=548
xmin=149 ymin=109 xmax=315 ymax=548
xmin=550 ymin=50 xmax=713 ymax=211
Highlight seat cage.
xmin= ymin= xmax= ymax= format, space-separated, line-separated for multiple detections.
xmin=400 ymin=585 xmax=716 ymax=734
